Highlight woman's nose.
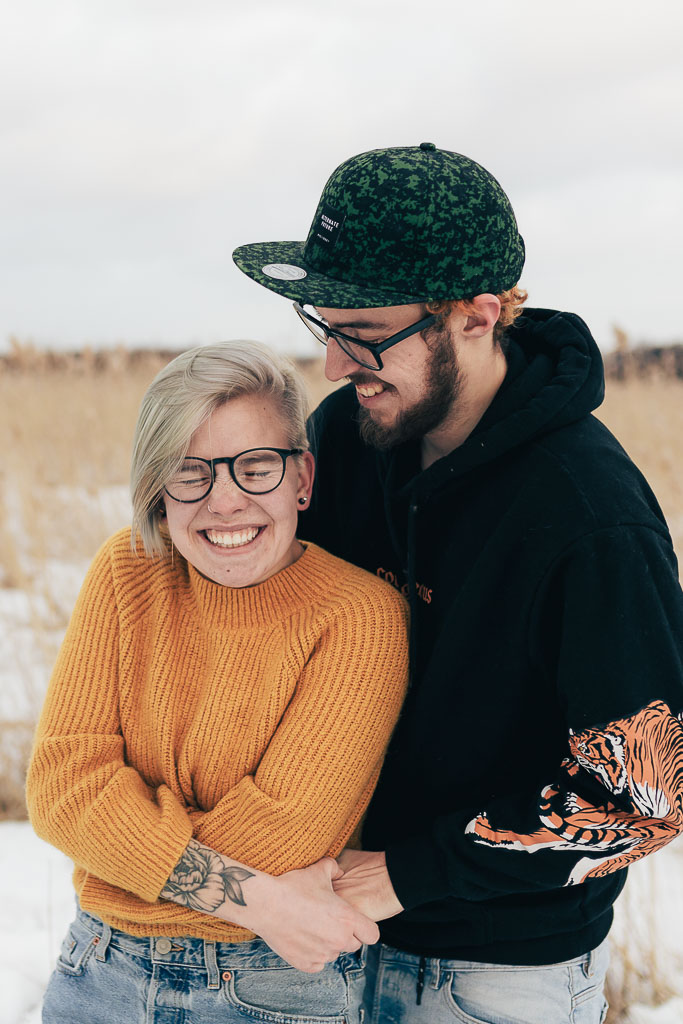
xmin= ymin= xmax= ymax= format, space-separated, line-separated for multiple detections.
xmin=206 ymin=471 xmax=250 ymax=514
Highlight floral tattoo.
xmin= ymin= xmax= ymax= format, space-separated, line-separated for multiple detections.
xmin=161 ymin=839 xmax=255 ymax=913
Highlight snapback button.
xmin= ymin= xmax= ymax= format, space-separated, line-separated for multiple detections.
xmin=419 ymin=142 xmax=436 ymax=151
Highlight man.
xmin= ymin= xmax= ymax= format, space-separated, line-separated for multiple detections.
xmin=233 ymin=144 xmax=683 ymax=1023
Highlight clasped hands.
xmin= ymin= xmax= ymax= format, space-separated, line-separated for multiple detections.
xmin=252 ymin=848 xmax=403 ymax=974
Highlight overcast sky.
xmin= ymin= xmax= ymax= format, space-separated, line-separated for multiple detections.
xmin=1 ymin=0 xmax=682 ymax=354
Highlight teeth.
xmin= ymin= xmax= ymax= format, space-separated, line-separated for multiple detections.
xmin=205 ymin=528 xmax=259 ymax=548
xmin=356 ymin=383 xmax=386 ymax=397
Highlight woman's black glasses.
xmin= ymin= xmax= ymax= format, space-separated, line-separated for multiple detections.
xmin=164 ymin=448 xmax=304 ymax=502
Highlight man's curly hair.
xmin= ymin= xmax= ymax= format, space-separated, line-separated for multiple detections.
xmin=427 ymin=286 xmax=528 ymax=352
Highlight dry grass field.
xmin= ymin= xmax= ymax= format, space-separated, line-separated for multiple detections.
xmin=599 ymin=379 xmax=683 ymax=555
xmin=0 ymin=356 xmax=333 ymax=587
xmin=1 ymin=356 xmax=680 ymax=582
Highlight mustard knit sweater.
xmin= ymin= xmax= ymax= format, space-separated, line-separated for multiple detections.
xmin=26 ymin=529 xmax=409 ymax=942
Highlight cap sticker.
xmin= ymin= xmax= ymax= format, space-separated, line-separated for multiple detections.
xmin=312 ymin=204 xmax=346 ymax=249
xmin=262 ymin=263 xmax=308 ymax=281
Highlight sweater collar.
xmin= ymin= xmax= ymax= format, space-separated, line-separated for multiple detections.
xmin=185 ymin=541 xmax=326 ymax=627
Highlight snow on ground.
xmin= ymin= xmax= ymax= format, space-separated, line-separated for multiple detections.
xmin=608 ymin=834 xmax=683 ymax=1023
xmin=628 ymin=1002 xmax=683 ymax=1024
xmin=1 ymin=823 xmax=74 ymax=1024
xmin=0 ymin=484 xmax=131 ymax=726
xmin=1 ymin=822 xmax=682 ymax=1024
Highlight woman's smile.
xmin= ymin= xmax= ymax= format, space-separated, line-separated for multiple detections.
xmin=202 ymin=525 xmax=264 ymax=549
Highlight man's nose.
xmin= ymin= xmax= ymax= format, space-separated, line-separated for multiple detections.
xmin=324 ymin=337 xmax=363 ymax=382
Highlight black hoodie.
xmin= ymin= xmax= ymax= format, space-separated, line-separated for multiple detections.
xmin=302 ymin=308 xmax=683 ymax=964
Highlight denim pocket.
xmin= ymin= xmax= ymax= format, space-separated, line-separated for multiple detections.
xmin=55 ymin=921 xmax=98 ymax=977
xmin=444 ymin=943 xmax=610 ymax=1024
xmin=569 ymin=942 xmax=610 ymax=1017
xmin=225 ymin=960 xmax=349 ymax=1023
xmin=571 ymin=970 xmax=605 ymax=1008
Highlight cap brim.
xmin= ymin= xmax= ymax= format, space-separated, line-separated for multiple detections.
xmin=232 ymin=241 xmax=426 ymax=309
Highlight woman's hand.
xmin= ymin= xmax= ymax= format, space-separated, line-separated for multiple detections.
xmin=251 ymin=857 xmax=380 ymax=973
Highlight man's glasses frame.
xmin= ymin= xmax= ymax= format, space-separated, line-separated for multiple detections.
xmin=164 ymin=448 xmax=304 ymax=502
xmin=293 ymin=302 xmax=437 ymax=370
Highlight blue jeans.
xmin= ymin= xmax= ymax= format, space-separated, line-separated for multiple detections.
xmin=43 ymin=907 xmax=366 ymax=1023
xmin=361 ymin=940 xmax=610 ymax=1024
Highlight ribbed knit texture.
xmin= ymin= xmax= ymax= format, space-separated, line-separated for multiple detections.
xmin=26 ymin=528 xmax=409 ymax=942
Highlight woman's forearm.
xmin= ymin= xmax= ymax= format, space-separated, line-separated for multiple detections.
xmin=160 ymin=838 xmax=379 ymax=972
xmin=160 ymin=838 xmax=258 ymax=924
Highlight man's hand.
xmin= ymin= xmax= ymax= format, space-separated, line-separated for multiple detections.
xmin=249 ymin=857 xmax=380 ymax=974
xmin=332 ymin=848 xmax=404 ymax=921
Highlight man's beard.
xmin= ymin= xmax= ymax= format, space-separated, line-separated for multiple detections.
xmin=356 ymin=320 xmax=462 ymax=449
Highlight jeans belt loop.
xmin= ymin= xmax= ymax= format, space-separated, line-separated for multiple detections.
xmin=583 ymin=948 xmax=595 ymax=979
xmin=204 ymin=940 xmax=220 ymax=989
xmin=94 ymin=922 xmax=112 ymax=962
xmin=431 ymin=957 xmax=441 ymax=990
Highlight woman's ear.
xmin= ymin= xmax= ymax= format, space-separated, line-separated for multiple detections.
xmin=296 ymin=451 xmax=316 ymax=507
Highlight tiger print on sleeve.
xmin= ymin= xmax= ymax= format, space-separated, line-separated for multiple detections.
xmin=464 ymin=700 xmax=683 ymax=886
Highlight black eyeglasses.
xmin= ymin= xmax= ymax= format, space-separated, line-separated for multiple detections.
xmin=164 ymin=448 xmax=304 ymax=503
xmin=293 ymin=302 xmax=437 ymax=370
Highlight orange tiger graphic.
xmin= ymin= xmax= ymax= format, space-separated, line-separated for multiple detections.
xmin=465 ymin=700 xmax=683 ymax=885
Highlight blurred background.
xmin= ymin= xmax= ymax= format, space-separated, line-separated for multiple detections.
xmin=1 ymin=3 xmax=683 ymax=1021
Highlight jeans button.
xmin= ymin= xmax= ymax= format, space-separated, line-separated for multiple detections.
xmin=156 ymin=938 xmax=172 ymax=955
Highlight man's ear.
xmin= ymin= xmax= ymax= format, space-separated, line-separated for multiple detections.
xmin=463 ymin=294 xmax=501 ymax=337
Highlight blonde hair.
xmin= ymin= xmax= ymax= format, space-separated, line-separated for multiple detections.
xmin=427 ymin=286 xmax=528 ymax=349
xmin=131 ymin=340 xmax=310 ymax=557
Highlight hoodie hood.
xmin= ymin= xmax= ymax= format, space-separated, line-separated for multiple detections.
xmin=393 ymin=307 xmax=605 ymax=501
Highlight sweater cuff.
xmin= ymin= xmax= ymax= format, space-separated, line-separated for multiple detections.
xmin=385 ymin=833 xmax=451 ymax=911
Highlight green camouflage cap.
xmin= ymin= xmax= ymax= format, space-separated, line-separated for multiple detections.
xmin=232 ymin=143 xmax=525 ymax=308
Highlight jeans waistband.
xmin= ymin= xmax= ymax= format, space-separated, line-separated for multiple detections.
xmin=375 ymin=936 xmax=609 ymax=974
xmin=76 ymin=907 xmax=294 ymax=978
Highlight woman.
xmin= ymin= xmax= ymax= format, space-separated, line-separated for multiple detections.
xmin=27 ymin=340 xmax=409 ymax=1024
